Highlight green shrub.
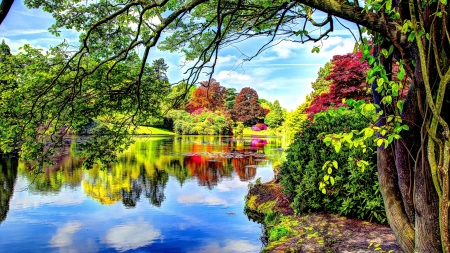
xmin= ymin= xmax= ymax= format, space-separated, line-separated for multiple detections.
xmin=166 ymin=109 xmax=233 ymax=135
xmin=279 ymin=107 xmax=386 ymax=222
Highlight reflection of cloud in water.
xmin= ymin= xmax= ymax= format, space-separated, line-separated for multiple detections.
xmin=10 ymin=178 xmax=85 ymax=210
xmin=216 ymin=177 xmax=249 ymax=192
xmin=190 ymin=240 xmax=260 ymax=253
xmin=177 ymin=193 xmax=228 ymax=206
xmin=49 ymin=221 xmax=82 ymax=248
xmin=104 ymin=219 xmax=161 ymax=251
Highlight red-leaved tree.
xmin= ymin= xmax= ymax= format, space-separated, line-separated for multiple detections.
xmin=231 ymin=87 xmax=265 ymax=125
xmin=185 ymin=79 xmax=227 ymax=114
xmin=305 ymin=52 xmax=371 ymax=118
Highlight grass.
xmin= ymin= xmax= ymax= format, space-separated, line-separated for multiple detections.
xmin=131 ymin=126 xmax=175 ymax=135
xmin=243 ymin=127 xmax=276 ymax=136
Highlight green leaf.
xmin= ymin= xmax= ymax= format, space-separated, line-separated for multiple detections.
xmin=384 ymin=96 xmax=392 ymax=105
xmin=386 ymin=0 xmax=392 ymax=11
xmin=323 ymin=136 xmax=332 ymax=145
xmin=440 ymin=0 xmax=447 ymax=5
xmin=328 ymin=167 xmax=332 ymax=174
xmin=391 ymin=83 xmax=399 ymax=96
xmin=377 ymin=78 xmax=384 ymax=87
xmin=322 ymin=188 xmax=327 ymax=194
xmin=311 ymin=46 xmax=320 ymax=53
xmin=332 ymin=160 xmax=338 ymax=169
xmin=377 ymin=138 xmax=383 ymax=147
xmin=402 ymin=23 xmax=409 ymax=33
xmin=408 ymin=32 xmax=415 ymax=42
xmin=334 ymin=142 xmax=341 ymax=153
xmin=364 ymin=128 xmax=374 ymax=139
xmin=397 ymin=100 xmax=404 ymax=112
xmin=330 ymin=176 xmax=335 ymax=186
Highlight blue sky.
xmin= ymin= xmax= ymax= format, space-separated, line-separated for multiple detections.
xmin=0 ymin=0 xmax=359 ymax=111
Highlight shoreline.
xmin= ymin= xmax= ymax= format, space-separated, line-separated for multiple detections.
xmin=245 ymin=180 xmax=403 ymax=252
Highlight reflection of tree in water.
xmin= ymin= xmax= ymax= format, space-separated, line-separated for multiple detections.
xmin=184 ymin=155 xmax=233 ymax=190
xmin=0 ymin=155 xmax=18 ymax=224
xmin=121 ymin=180 xmax=142 ymax=208
xmin=120 ymin=165 xmax=169 ymax=208
xmin=232 ymin=155 xmax=258 ymax=181
xmin=19 ymin=156 xmax=83 ymax=193
xmin=166 ymin=159 xmax=189 ymax=186
xmin=142 ymin=166 xmax=168 ymax=207
xmin=13 ymin=136 xmax=282 ymax=208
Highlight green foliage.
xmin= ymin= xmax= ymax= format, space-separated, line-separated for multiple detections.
xmin=264 ymin=100 xmax=284 ymax=128
xmin=224 ymin=88 xmax=237 ymax=110
xmin=235 ymin=122 xmax=244 ymax=135
xmin=166 ymin=109 xmax=233 ymax=135
xmin=282 ymin=102 xmax=309 ymax=142
xmin=279 ymin=107 xmax=385 ymax=222
xmin=310 ymin=61 xmax=332 ymax=96
xmin=0 ymin=42 xmax=170 ymax=165
xmin=269 ymin=226 xmax=289 ymax=241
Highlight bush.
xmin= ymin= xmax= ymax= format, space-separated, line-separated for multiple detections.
xmin=251 ymin=123 xmax=267 ymax=131
xmin=166 ymin=109 xmax=233 ymax=135
xmin=279 ymin=107 xmax=385 ymax=222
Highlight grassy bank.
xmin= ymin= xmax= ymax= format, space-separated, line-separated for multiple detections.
xmin=242 ymin=127 xmax=283 ymax=136
xmin=130 ymin=126 xmax=175 ymax=135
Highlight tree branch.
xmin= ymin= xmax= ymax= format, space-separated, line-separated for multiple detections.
xmin=0 ymin=0 xmax=14 ymax=25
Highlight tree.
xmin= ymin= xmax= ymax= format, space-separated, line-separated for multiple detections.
xmin=2 ymin=0 xmax=450 ymax=251
xmin=231 ymin=87 xmax=265 ymax=125
xmin=305 ymin=52 xmax=371 ymax=118
xmin=224 ymin=87 xmax=237 ymax=111
xmin=264 ymin=100 xmax=284 ymax=128
xmin=185 ymin=78 xmax=227 ymax=113
xmin=0 ymin=43 xmax=170 ymax=165
xmin=151 ymin=58 xmax=169 ymax=82
xmin=310 ymin=61 xmax=332 ymax=96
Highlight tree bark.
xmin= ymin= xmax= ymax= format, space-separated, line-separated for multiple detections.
xmin=378 ymin=148 xmax=415 ymax=253
xmin=0 ymin=0 xmax=14 ymax=25
xmin=295 ymin=0 xmax=407 ymax=44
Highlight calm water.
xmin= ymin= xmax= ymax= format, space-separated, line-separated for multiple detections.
xmin=0 ymin=135 xmax=284 ymax=253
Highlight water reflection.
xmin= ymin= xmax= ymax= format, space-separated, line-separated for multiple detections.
xmin=0 ymin=135 xmax=284 ymax=252
xmin=12 ymin=136 xmax=281 ymax=208
xmin=0 ymin=155 xmax=17 ymax=224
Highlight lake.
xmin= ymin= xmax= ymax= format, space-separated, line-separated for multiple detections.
xmin=0 ymin=135 xmax=284 ymax=253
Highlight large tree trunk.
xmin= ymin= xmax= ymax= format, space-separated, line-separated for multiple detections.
xmin=378 ymin=148 xmax=415 ymax=252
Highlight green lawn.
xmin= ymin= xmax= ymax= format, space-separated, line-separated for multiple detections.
xmin=132 ymin=126 xmax=175 ymax=135
xmin=242 ymin=128 xmax=276 ymax=136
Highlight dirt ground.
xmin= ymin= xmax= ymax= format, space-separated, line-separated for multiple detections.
xmin=245 ymin=181 xmax=403 ymax=253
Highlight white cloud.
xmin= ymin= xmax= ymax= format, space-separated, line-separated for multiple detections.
xmin=104 ymin=219 xmax=161 ymax=252
xmin=1 ymin=29 xmax=49 ymax=36
xmin=11 ymin=9 xmax=53 ymax=19
xmin=272 ymin=40 xmax=303 ymax=58
xmin=177 ymin=193 xmax=228 ymax=206
xmin=315 ymin=36 xmax=355 ymax=58
xmin=49 ymin=221 xmax=82 ymax=248
xmin=216 ymin=55 xmax=238 ymax=65
xmin=216 ymin=70 xmax=255 ymax=84
xmin=216 ymin=177 xmax=250 ymax=192
xmin=190 ymin=240 xmax=260 ymax=253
